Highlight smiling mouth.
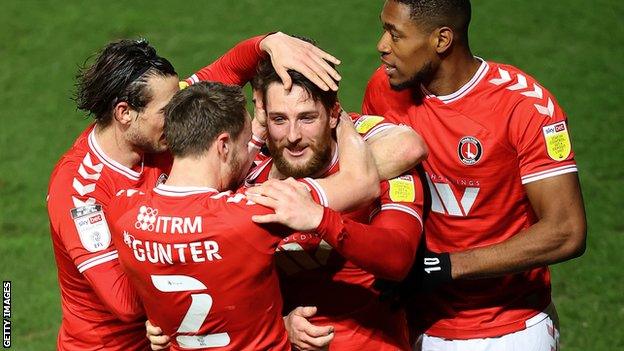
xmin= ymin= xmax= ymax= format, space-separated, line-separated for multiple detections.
xmin=286 ymin=146 xmax=307 ymax=157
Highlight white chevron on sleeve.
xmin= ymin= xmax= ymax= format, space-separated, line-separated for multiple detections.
xmin=489 ymin=68 xmax=512 ymax=85
xmin=73 ymin=178 xmax=96 ymax=196
xmin=507 ymin=73 xmax=528 ymax=91
xmin=534 ymin=98 xmax=554 ymax=117
xmin=78 ymin=164 xmax=101 ymax=181
xmin=72 ymin=196 xmax=96 ymax=208
xmin=83 ymin=153 xmax=104 ymax=173
xmin=521 ymin=83 xmax=543 ymax=99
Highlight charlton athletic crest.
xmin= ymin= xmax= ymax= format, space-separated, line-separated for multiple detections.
xmin=457 ymin=136 xmax=483 ymax=165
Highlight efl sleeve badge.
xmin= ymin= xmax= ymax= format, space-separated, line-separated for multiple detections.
xmin=70 ymin=204 xmax=112 ymax=252
xmin=355 ymin=115 xmax=385 ymax=134
xmin=542 ymin=122 xmax=571 ymax=161
xmin=388 ymin=175 xmax=416 ymax=202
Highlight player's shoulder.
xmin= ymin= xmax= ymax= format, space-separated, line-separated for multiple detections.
xmin=48 ymin=141 xmax=112 ymax=209
xmin=483 ymin=61 xmax=560 ymax=118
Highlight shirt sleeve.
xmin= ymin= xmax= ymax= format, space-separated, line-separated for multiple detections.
xmin=314 ymin=171 xmax=424 ymax=281
xmin=47 ymin=165 xmax=145 ymax=321
xmin=185 ymin=35 xmax=268 ymax=86
xmin=507 ymin=84 xmax=578 ymax=184
xmin=351 ymin=113 xmax=397 ymax=141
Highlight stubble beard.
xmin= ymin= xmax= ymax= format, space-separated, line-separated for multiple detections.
xmin=268 ymin=129 xmax=333 ymax=179
xmin=390 ymin=61 xmax=434 ymax=92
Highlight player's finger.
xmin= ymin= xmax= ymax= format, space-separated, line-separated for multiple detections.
xmin=303 ymin=324 xmax=334 ymax=338
xmin=252 ymin=213 xmax=282 ymax=224
xmin=145 ymin=320 xmax=163 ymax=336
xmin=276 ymin=67 xmax=295 ymax=91
xmin=148 ymin=335 xmax=171 ymax=349
xmin=309 ymin=54 xmax=341 ymax=87
xmin=302 ymin=58 xmax=338 ymax=91
xmin=301 ymin=331 xmax=334 ymax=349
xmin=247 ymin=184 xmax=285 ymax=203
xmin=294 ymin=64 xmax=330 ymax=92
xmin=310 ymin=45 xmax=341 ymax=66
xmin=247 ymin=194 xmax=278 ymax=209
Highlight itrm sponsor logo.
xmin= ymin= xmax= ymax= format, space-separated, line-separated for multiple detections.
xmin=3 ymin=281 xmax=10 ymax=348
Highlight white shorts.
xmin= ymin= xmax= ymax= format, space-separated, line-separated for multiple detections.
xmin=415 ymin=304 xmax=560 ymax=351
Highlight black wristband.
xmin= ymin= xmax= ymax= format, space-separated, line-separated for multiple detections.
xmin=420 ymin=251 xmax=452 ymax=291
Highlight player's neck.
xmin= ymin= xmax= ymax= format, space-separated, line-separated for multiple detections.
xmin=425 ymin=52 xmax=481 ymax=97
xmin=93 ymin=124 xmax=143 ymax=170
xmin=165 ymin=156 xmax=220 ymax=190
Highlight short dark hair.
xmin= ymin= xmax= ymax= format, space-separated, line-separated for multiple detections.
xmin=394 ymin=0 xmax=471 ymax=42
xmin=164 ymin=81 xmax=247 ymax=158
xmin=253 ymin=37 xmax=338 ymax=112
xmin=74 ymin=38 xmax=177 ymax=127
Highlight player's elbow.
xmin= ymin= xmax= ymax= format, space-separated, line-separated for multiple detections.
xmin=108 ymin=304 xmax=145 ymax=323
xmin=403 ymin=129 xmax=428 ymax=166
xmin=560 ymin=219 xmax=587 ymax=260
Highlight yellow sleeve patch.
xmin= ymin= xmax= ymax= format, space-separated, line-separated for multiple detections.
xmin=355 ymin=115 xmax=385 ymax=134
xmin=389 ymin=175 xmax=415 ymax=202
xmin=179 ymin=81 xmax=189 ymax=90
xmin=542 ymin=121 xmax=571 ymax=161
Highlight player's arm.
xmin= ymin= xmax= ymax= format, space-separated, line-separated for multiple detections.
xmin=358 ymin=117 xmax=428 ymax=180
xmin=47 ymin=177 xmax=144 ymax=322
xmin=421 ymin=92 xmax=586 ymax=286
xmin=184 ymin=32 xmax=340 ymax=90
xmin=447 ymin=173 xmax=586 ymax=280
xmin=251 ymin=174 xmax=423 ymax=280
xmin=310 ymin=111 xmax=380 ymax=212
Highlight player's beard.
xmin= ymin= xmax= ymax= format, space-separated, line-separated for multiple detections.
xmin=131 ymin=131 xmax=168 ymax=154
xmin=225 ymin=148 xmax=245 ymax=191
xmin=390 ymin=61 xmax=434 ymax=91
xmin=268 ymin=129 xmax=333 ymax=179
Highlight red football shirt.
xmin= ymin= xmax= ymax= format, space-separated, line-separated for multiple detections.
xmin=108 ymin=184 xmax=296 ymax=351
xmin=47 ymin=35 xmax=269 ymax=350
xmin=245 ymin=143 xmax=424 ymax=351
xmin=47 ymin=126 xmax=169 ymax=350
xmin=363 ymin=60 xmax=578 ymax=339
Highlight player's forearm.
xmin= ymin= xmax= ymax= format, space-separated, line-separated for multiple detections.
xmin=368 ymin=126 xmax=428 ymax=180
xmin=451 ymin=218 xmax=586 ymax=280
xmin=317 ymin=120 xmax=379 ymax=212
xmin=85 ymin=263 xmax=146 ymax=322
xmin=317 ymin=208 xmax=418 ymax=280
xmin=188 ymin=35 xmax=266 ymax=86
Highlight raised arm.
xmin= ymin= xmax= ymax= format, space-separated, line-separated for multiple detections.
xmin=311 ymin=111 xmax=380 ymax=212
xmin=184 ymin=32 xmax=341 ymax=90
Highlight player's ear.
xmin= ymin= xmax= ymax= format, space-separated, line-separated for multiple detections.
xmin=215 ymin=132 xmax=231 ymax=161
xmin=113 ymin=101 xmax=134 ymax=126
xmin=432 ymin=26 xmax=453 ymax=54
xmin=329 ymin=103 xmax=340 ymax=129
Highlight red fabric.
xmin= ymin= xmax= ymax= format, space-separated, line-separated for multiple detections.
xmin=246 ymin=155 xmax=423 ymax=351
xmin=362 ymin=61 xmax=578 ymax=339
xmin=185 ymin=35 xmax=267 ymax=86
xmin=108 ymin=185 xmax=290 ymax=351
xmin=316 ymin=171 xmax=423 ymax=281
xmin=48 ymin=125 xmax=170 ymax=350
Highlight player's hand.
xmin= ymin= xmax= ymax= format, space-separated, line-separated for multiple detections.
xmin=419 ymin=250 xmax=452 ymax=291
xmin=284 ymin=306 xmax=334 ymax=351
xmin=251 ymin=89 xmax=268 ymax=140
xmin=247 ymin=178 xmax=324 ymax=231
xmin=145 ymin=320 xmax=171 ymax=350
xmin=260 ymin=32 xmax=341 ymax=91
xmin=335 ymin=108 xmax=360 ymax=146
